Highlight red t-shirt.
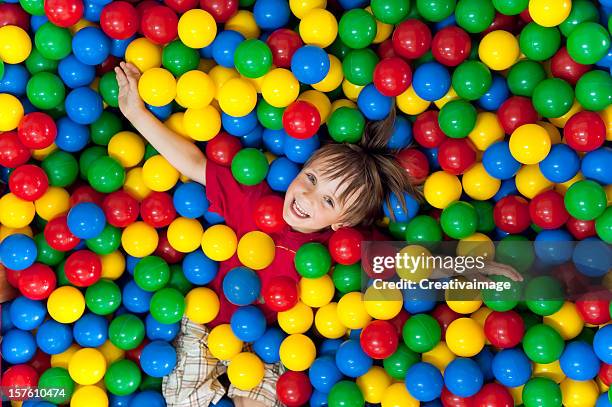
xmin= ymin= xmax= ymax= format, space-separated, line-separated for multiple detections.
xmin=205 ymin=161 xmax=333 ymax=326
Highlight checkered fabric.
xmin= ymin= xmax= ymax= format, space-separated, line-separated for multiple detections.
xmin=162 ymin=318 xmax=285 ymax=407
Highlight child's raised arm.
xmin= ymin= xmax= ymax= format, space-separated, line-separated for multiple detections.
xmin=115 ymin=62 xmax=207 ymax=186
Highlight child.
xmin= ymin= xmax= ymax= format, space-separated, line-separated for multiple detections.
xmin=115 ymin=62 xmax=521 ymax=407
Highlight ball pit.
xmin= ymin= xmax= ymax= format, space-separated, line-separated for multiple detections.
xmin=0 ymin=0 xmax=611 ymax=406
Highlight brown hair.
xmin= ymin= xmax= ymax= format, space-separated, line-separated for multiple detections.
xmin=304 ymin=108 xmax=420 ymax=226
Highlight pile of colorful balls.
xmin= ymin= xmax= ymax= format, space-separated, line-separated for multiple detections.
xmin=0 ymin=0 xmax=611 ymax=405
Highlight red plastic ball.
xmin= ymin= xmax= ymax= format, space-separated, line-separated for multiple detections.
xmin=18 ymin=263 xmax=57 ymax=300
xmin=8 ymin=165 xmax=49 ymax=202
xmin=431 ymin=26 xmax=471 ymax=67
xmin=437 ymin=138 xmax=477 ymax=175
xmin=441 ymin=386 xmax=474 ymax=407
xmin=100 ymin=1 xmax=139 ymax=40
xmin=397 ymin=148 xmax=430 ymax=184
xmin=493 ymin=195 xmax=531 ymax=234
xmin=484 ymin=310 xmax=524 ymax=349
xmin=0 ymin=365 xmax=39 ymax=397
xmin=328 ymin=227 xmax=363 ymax=265
xmin=205 ymin=131 xmax=242 ymax=166
xmin=164 ymin=0 xmax=198 ymax=13
xmin=282 ymin=101 xmax=321 ymax=139
xmin=473 ymin=383 xmax=514 ymax=407
xmin=389 ymin=309 xmax=410 ymax=336
xmin=362 ymin=241 xmax=396 ymax=279
xmin=70 ymin=185 xmax=105 ymax=207
xmin=373 ymin=57 xmax=412 ymax=97
xmin=392 ymin=19 xmax=431 ymax=59
xmin=266 ymin=29 xmax=303 ymax=69
xmin=564 ymin=111 xmax=606 ymax=152
xmin=431 ymin=304 xmax=461 ymax=339
xmin=135 ymin=0 xmax=158 ymax=22
xmin=0 ymin=131 xmax=30 ymax=168
xmin=64 ymin=250 xmax=102 ymax=287
xmin=29 ymin=349 xmax=51 ymax=374
xmin=276 ymin=371 xmax=312 ymax=407
xmin=252 ymin=195 xmax=287 ymax=234
xmin=4 ymin=267 xmax=22 ymax=288
xmin=377 ymin=38 xmax=396 ymax=59
xmin=125 ymin=339 xmax=148 ymax=366
xmin=140 ymin=5 xmax=178 ymax=45
xmin=599 ymin=363 xmax=612 ymax=387
xmin=528 ymin=190 xmax=569 ymax=230
xmin=566 ymin=216 xmax=596 ymax=240
xmin=140 ymin=191 xmax=176 ymax=228
xmin=483 ymin=13 xmax=519 ymax=35
xmin=575 ymin=293 xmax=611 ymax=325
xmin=103 ymin=190 xmax=139 ymax=228
xmin=44 ymin=0 xmax=83 ymax=27
xmin=17 ymin=113 xmax=57 ymax=150
xmin=519 ymin=7 xmax=533 ymax=23
xmin=0 ymin=3 xmax=30 ymax=30
xmin=550 ymin=47 xmax=591 ymax=85
xmin=262 ymin=275 xmax=298 ymax=312
xmin=359 ymin=320 xmax=399 ymax=359
xmin=497 ymin=96 xmax=539 ymax=135
xmin=155 ymin=230 xmax=185 ymax=264
xmin=413 ymin=111 xmax=446 ymax=148
xmin=199 ymin=0 xmax=237 ymax=23
xmin=44 ymin=216 xmax=81 ymax=252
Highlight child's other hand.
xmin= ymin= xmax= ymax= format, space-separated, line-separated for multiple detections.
xmin=115 ymin=62 xmax=145 ymax=120
xmin=480 ymin=261 xmax=523 ymax=282
xmin=0 ymin=266 xmax=18 ymax=303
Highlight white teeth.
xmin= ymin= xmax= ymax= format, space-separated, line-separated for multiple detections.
xmin=293 ymin=200 xmax=310 ymax=218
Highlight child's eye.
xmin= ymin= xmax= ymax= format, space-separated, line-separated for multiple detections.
xmin=325 ymin=197 xmax=335 ymax=208
xmin=306 ymin=173 xmax=316 ymax=185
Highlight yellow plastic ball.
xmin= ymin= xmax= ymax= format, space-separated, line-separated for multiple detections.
xmin=209 ymin=66 xmax=240 ymax=96
xmin=508 ymin=385 xmax=524 ymax=405
xmin=176 ymin=70 xmax=216 ymax=109
xmin=364 ymin=285 xmax=403 ymax=320
xmin=369 ymin=14 xmax=392 ymax=44
xmin=478 ymin=30 xmax=520 ymax=71
xmin=108 ymin=131 xmax=145 ymax=168
xmin=125 ymin=38 xmax=162 ymax=72
xmin=424 ymin=171 xmax=462 ymax=209
xmin=0 ymin=225 xmax=32 ymax=242
xmin=185 ymin=287 xmax=220 ymax=324
xmin=538 ymin=120 xmax=562 ymax=144
xmin=445 ymin=317 xmax=485 ymax=357
xmin=457 ymin=233 xmax=495 ymax=259
xmin=396 ymin=245 xmax=433 ymax=282
xmin=227 ymin=352 xmax=265 ymax=391
xmin=560 ymin=379 xmax=599 ymax=407
xmin=533 ymin=360 xmax=565 ymax=383
xmin=528 ymin=0 xmax=572 ymax=27
xmin=167 ymin=217 xmax=204 ymax=253
xmin=381 ymin=382 xmax=420 ymax=407
xmin=165 ymin=111 xmax=189 ymax=138
xmin=237 ymin=231 xmax=275 ymax=270
xmin=422 ymin=341 xmax=456 ymax=373
xmin=201 ymin=224 xmax=237 ymax=261
xmin=121 ymin=221 xmax=159 ymax=257
xmin=299 ymin=8 xmax=338 ymax=48
xmin=34 ymin=187 xmax=70 ymax=221
xmin=515 ymin=164 xmax=554 ymax=199
xmin=599 ymin=105 xmax=612 ymax=141
xmin=279 ymin=334 xmax=316 ymax=371
xmin=299 ymin=275 xmax=335 ymax=308
xmin=462 ymin=163 xmax=501 ymax=200
xmin=548 ymin=99 xmax=582 ymax=128
xmin=313 ymin=55 xmax=344 ymax=93
xmin=543 ymin=301 xmax=584 ymax=340
xmin=68 ymin=348 xmax=107 ymax=385
xmin=123 ymin=168 xmax=152 ymax=201
xmin=0 ymin=25 xmax=31 ymax=64
xmin=208 ymin=324 xmax=243 ymax=361
xmin=298 ymin=90 xmax=332 ymax=123
xmin=471 ymin=307 xmax=493 ymax=328
xmin=341 ymin=79 xmax=365 ymax=102
xmin=356 ymin=366 xmax=392 ymax=404
xmin=314 ymin=302 xmax=347 ymax=339
xmin=290 ymin=0 xmax=326 ymax=18
xmin=225 ymin=10 xmax=260 ymax=39
xmin=434 ymin=86 xmax=460 ymax=109
xmin=142 ymin=155 xmax=180 ymax=192
xmin=0 ymin=93 xmax=24 ymax=131
xmin=32 ymin=143 xmax=58 ymax=160
xmin=183 ymin=105 xmax=222 ymax=141
xmin=99 ymin=340 xmax=125 ymax=365
xmin=397 ymin=85 xmax=431 ymax=115
xmin=138 ymin=67 xmax=176 ymax=107
xmin=70 ymin=385 xmax=108 ymax=407
xmin=51 ymin=344 xmax=81 ymax=369
xmin=70 ymin=19 xmax=96 ymax=34
xmin=509 ymin=124 xmax=551 ymax=164
xmin=330 ymin=99 xmax=356 ymax=112
xmin=555 ymin=172 xmax=583 ymax=196
xmin=261 ymin=68 xmax=300 ymax=108
xmin=218 ymin=78 xmax=257 ymax=117
xmin=447 ymin=299 xmax=483 ymax=314
xmin=100 ymin=251 xmax=125 ymax=280
xmin=47 ymin=286 xmax=86 ymax=324
xmin=178 ymin=9 xmax=217 ymax=48
xmin=468 ymin=112 xmax=505 ymax=151
xmin=278 ymin=301 xmax=314 ymax=334
xmin=337 ymin=291 xmax=372 ymax=329
xmin=0 ymin=193 xmax=35 ymax=228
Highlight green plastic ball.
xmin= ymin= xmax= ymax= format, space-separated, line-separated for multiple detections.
xmin=91 ymin=111 xmax=123 ymax=146
xmin=575 ymin=70 xmax=612 ymax=112
xmin=161 ymin=40 xmax=200 ymax=77
xmin=150 ymin=287 xmax=185 ymax=324
xmin=256 ymin=100 xmax=284 ymax=130
xmin=519 ymin=23 xmax=561 ymax=61
xmin=532 ymin=78 xmax=574 ymax=118
xmin=25 ymin=48 xmax=59 ymax=74
xmin=525 ymin=276 xmax=564 ymax=316
xmin=34 ymin=23 xmax=72 ymax=61
xmin=26 ymin=72 xmax=66 ymax=110
xmin=388 ymin=221 xmax=409 ymax=240
xmin=105 ymin=359 xmax=142 ymax=396
xmin=99 ymin=71 xmax=119 ymax=108
xmin=492 ymin=0 xmax=527 ymax=15
xmin=109 ymin=313 xmax=145 ymax=350
xmin=85 ymin=279 xmax=122 ymax=315
xmin=86 ymin=225 xmax=121 ymax=255
xmin=416 ymin=0 xmax=456 ymax=22
xmin=38 ymin=367 xmax=74 ymax=405
xmin=522 ymin=377 xmax=562 ymax=407
xmin=370 ymin=0 xmax=410 ymax=24
xmin=332 ymin=262 xmax=362 ymax=294
xmin=495 ymin=235 xmax=534 ymax=274
xmin=342 ymin=48 xmax=378 ymax=86
xmin=328 ymin=107 xmax=365 ymax=143
xmin=567 ymin=22 xmax=611 ymax=65
xmin=564 ymin=180 xmax=607 ymax=221
xmin=328 ymin=381 xmax=365 ymax=407
xmin=231 ymin=148 xmax=269 ymax=186
xmin=402 ymin=313 xmax=441 ymax=353
xmin=452 ymin=60 xmax=492 ymax=101
xmin=87 ymin=155 xmax=126 ymax=193
xmin=295 ymin=242 xmax=332 ymax=278
xmin=327 ymin=36 xmax=351 ymax=60
xmin=472 ymin=201 xmax=495 ymax=233
xmin=167 ymin=264 xmax=193 ymax=295
xmin=482 ymin=275 xmax=522 ymax=312
xmin=440 ymin=201 xmax=478 ymax=239
xmin=595 ymin=207 xmax=612 ymax=244
xmin=438 ymin=99 xmax=477 ymax=138
xmin=41 ymin=150 xmax=79 ymax=188
xmin=79 ymin=146 xmax=107 ymax=180
xmin=522 ymin=324 xmax=564 ymax=364
xmin=455 ymin=0 xmax=495 ymax=33
xmin=234 ymin=39 xmax=273 ymax=78
xmin=35 ymin=233 xmax=65 ymax=266
xmin=338 ymin=9 xmax=377 ymax=49
xmin=383 ymin=343 xmax=420 ymax=380
xmin=405 ymin=215 xmax=443 ymax=246
xmin=19 ymin=0 xmax=45 ymax=15
xmin=559 ymin=0 xmax=599 ymax=37
xmin=507 ymin=60 xmax=546 ymax=97
xmin=134 ymin=256 xmax=171 ymax=292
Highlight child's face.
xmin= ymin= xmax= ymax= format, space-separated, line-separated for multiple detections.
xmin=283 ymin=161 xmax=358 ymax=233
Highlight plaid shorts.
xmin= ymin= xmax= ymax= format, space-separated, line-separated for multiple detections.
xmin=162 ymin=318 xmax=285 ymax=407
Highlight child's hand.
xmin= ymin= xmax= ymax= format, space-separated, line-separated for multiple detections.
xmin=0 ymin=266 xmax=18 ymax=303
xmin=115 ymin=62 xmax=145 ymax=120
xmin=480 ymin=261 xmax=524 ymax=282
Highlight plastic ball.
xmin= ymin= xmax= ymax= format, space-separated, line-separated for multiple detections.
xmin=140 ymin=5 xmax=178 ymax=45
xmin=528 ymin=0 xmax=571 ymax=27
xmin=479 ymin=30 xmax=519 ymax=71
xmin=567 ymin=22 xmax=611 ymax=65
xmin=140 ymin=340 xmax=177 ymax=378
xmin=405 ymin=362 xmax=443 ymax=402
xmin=0 ymin=94 xmax=24 ymax=132
xmin=68 ymin=347 xmax=106 ymax=385
xmin=177 ymin=9 xmax=216 ymax=48
xmin=564 ymin=180 xmax=606 ymax=221
xmin=138 ymin=67 xmax=176 ymax=107
xmin=492 ymin=348 xmax=532 ymax=388
xmin=462 ymin=163 xmax=501 ymax=201
xmin=47 ymin=286 xmax=85 ymax=324
xmin=423 ymin=171 xmax=462 ymax=209
xmin=0 ymin=25 xmax=31 ymax=64
xmin=411 ymin=61 xmax=450 ymax=102
xmin=446 ymin=317 xmax=485 ymax=357
xmin=279 ymin=333 xmax=316 ymax=371
xmin=121 ymin=221 xmax=159 ymax=258
xmin=392 ymin=19 xmax=431 ymax=59
xmin=208 ymin=324 xmax=243 ymax=361
xmin=182 ymin=286 xmax=219 ymax=324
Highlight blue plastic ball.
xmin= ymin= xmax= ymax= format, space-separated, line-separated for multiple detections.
xmin=534 ymin=229 xmax=574 ymax=265
xmin=309 ymin=390 xmax=328 ymax=407
xmin=483 ymin=141 xmax=521 ymax=180
xmin=267 ymin=157 xmax=300 ymax=192
xmin=83 ymin=0 xmax=103 ymax=21
xmin=388 ymin=116 xmax=413 ymax=149
xmin=204 ymin=210 xmax=225 ymax=225
xmin=128 ymin=390 xmax=166 ymax=407
xmin=0 ymin=63 xmax=29 ymax=96
xmin=72 ymin=27 xmax=111 ymax=66
xmin=222 ymin=110 xmax=259 ymax=137
xmin=146 ymin=103 xmax=173 ymax=121
xmin=560 ymin=341 xmax=601 ymax=381
xmin=238 ymin=124 xmax=263 ymax=148
xmin=572 ymin=237 xmax=612 ymax=277
xmin=423 ymin=147 xmax=440 ymax=170
xmin=581 ymin=147 xmax=612 ymax=185
xmin=2 ymin=301 xmax=14 ymax=333
xmin=58 ymin=55 xmax=96 ymax=89
xmin=122 ymin=280 xmax=153 ymax=313
xmin=173 ymin=182 xmax=209 ymax=218
xmin=222 ymin=267 xmax=261 ymax=306
xmin=9 ymin=296 xmax=47 ymax=330
xmin=474 ymin=347 xmax=495 ymax=381
xmin=284 ymin=134 xmax=320 ymax=164
xmin=492 ymin=348 xmax=532 ymax=388
xmin=110 ymin=394 xmax=134 ymax=407
xmin=319 ymin=338 xmax=342 ymax=356
xmin=383 ymin=191 xmax=420 ymax=223
xmin=212 ymin=30 xmax=245 ymax=68
xmin=291 ymin=46 xmax=330 ymax=85
xmin=182 ymin=250 xmax=218 ymax=285
xmin=30 ymin=15 xmax=48 ymax=31
xmin=412 ymin=62 xmax=451 ymax=102
xmin=2 ymin=328 xmax=36 ymax=363
xmin=67 ymin=202 xmax=106 ymax=239
xmin=140 ymin=340 xmax=177 ymax=378
xmin=593 ymin=324 xmax=612 ymax=364
xmin=478 ymin=75 xmax=509 ymax=111
xmin=230 ymin=305 xmax=267 ymax=342
xmin=357 ymin=83 xmax=393 ymax=120
xmin=65 ymin=87 xmax=104 ymax=125
xmin=309 ymin=356 xmax=343 ymax=393
xmin=262 ymin=128 xmax=286 ymax=155
xmin=73 ymin=313 xmax=108 ymax=347
xmin=444 ymin=357 xmax=484 ymax=398
xmin=145 ymin=313 xmax=180 ymax=341
xmin=253 ymin=0 xmax=291 ymax=30
xmin=0 ymin=233 xmax=37 ymax=271
xmin=539 ymin=144 xmax=580 ymax=183
xmin=36 ymin=320 xmax=73 ymax=354
xmin=402 ymin=285 xmax=436 ymax=313
xmin=211 ymin=398 xmax=235 ymax=407
xmin=55 ymin=117 xmax=90 ymax=152
xmin=335 ymin=339 xmax=373 ymax=378
xmin=111 ymin=36 xmax=136 ymax=58
xmin=126 ymin=255 xmax=140 ymax=275
xmin=253 ymin=327 xmax=285 ymax=363
xmin=405 ymin=362 xmax=444 ymax=402
xmin=493 ymin=178 xmax=518 ymax=202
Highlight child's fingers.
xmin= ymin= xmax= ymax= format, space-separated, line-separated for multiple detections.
xmin=115 ymin=67 xmax=128 ymax=88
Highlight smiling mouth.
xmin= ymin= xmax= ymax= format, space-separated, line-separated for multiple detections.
xmin=291 ymin=199 xmax=310 ymax=219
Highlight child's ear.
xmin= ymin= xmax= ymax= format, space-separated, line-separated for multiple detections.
xmin=331 ymin=223 xmax=343 ymax=231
